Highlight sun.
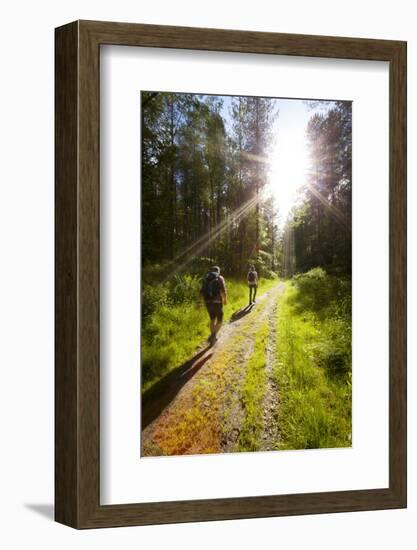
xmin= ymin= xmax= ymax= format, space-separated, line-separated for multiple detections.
xmin=268 ymin=130 xmax=309 ymax=227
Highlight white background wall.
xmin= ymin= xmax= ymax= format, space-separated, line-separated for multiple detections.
xmin=0 ymin=0 xmax=415 ymax=547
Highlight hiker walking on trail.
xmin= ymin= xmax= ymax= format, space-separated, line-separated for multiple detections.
xmin=201 ymin=266 xmax=227 ymax=345
xmin=247 ymin=265 xmax=258 ymax=305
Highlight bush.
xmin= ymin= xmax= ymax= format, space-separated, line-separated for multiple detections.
xmin=142 ymin=274 xmax=201 ymax=320
xmin=169 ymin=274 xmax=201 ymax=305
xmin=142 ymin=282 xmax=170 ymax=319
xmin=288 ymin=268 xmax=351 ymax=379
xmin=291 ymin=267 xmax=351 ymax=319
xmin=314 ymin=318 xmax=352 ymax=377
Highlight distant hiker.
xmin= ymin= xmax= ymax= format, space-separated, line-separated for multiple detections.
xmin=201 ymin=266 xmax=227 ymax=344
xmin=247 ymin=265 xmax=258 ymax=305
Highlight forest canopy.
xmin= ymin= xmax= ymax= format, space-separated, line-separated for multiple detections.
xmin=141 ymin=92 xmax=352 ymax=282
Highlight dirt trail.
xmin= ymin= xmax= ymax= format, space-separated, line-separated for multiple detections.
xmin=260 ymin=297 xmax=281 ymax=451
xmin=141 ymin=281 xmax=285 ymax=457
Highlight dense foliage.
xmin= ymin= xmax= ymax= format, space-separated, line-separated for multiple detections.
xmin=142 ymin=92 xmax=279 ymax=279
xmin=142 ymin=93 xmax=351 ymax=282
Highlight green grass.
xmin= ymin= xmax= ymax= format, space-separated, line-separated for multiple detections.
xmin=238 ymin=320 xmax=269 ymax=452
xmin=141 ymin=277 xmax=278 ymax=393
xmin=274 ymin=269 xmax=352 ymax=450
xmin=223 ymin=278 xmax=277 ymax=320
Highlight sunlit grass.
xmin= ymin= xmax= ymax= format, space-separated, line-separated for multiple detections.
xmin=142 ymin=277 xmax=277 ymax=393
xmin=274 ymin=271 xmax=352 ymax=450
xmin=238 ymin=320 xmax=269 ymax=452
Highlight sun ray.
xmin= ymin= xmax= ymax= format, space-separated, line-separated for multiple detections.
xmin=303 ymin=181 xmax=350 ymax=229
xmin=171 ymin=193 xmax=259 ymax=264
xmin=162 ymin=190 xmax=267 ymax=281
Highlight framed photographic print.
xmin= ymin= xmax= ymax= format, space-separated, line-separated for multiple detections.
xmin=55 ymin=20 xmax=406 ymax=528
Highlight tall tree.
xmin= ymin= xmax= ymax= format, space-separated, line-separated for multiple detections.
xmin=142 ymin=91 xmax=281 ymax=279
xmin=282 ymin=101 xmax=352 ymax=275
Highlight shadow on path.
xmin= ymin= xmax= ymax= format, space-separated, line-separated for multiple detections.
xmin=142 ymin=345 xmax=213 ymax=430
xmin=230 ymin=303 xmax=254 ymax=323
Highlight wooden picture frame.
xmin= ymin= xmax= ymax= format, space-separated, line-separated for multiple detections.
xmin=55 ymin=20 xmax=407 ymax=529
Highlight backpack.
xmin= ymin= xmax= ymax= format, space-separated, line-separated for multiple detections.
xmin=201 ymin=272 xmax=221 ymax=300
xmin=248 ymin=270 xmax=256 ymax=283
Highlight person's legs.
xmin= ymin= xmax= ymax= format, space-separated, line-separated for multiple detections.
xmin=206 ymin=303 xmax=222 ymax=343
xmin=249 ymin=286 xmax=253 ymax=304
xmin=206 ymin=303 xmax=216 ymax=340
xmin=253 ymin=285 xmax=257 ymax=302
xmin=212 ymin=304 xmax=223 ymax=340
xmin=213 ymin=320 xmax=222 ymax=337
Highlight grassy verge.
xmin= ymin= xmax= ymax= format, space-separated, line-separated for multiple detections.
xmin=238 ymin=319 xmax=269 ymax=452
xmin=142 ymin=277 xmax=278 ymax=392
xmin=274 ymin=268 xmax=352 ymax=450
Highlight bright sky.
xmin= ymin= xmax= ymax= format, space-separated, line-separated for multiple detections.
xmin=220 ymin=96 xmax=334 ymax=229
xmin=268 ymin=99 xmax=311 ymax=228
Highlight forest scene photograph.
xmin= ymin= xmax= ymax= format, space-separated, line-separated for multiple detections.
xmin=140 ymin=90 xmax=352 ymax=457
